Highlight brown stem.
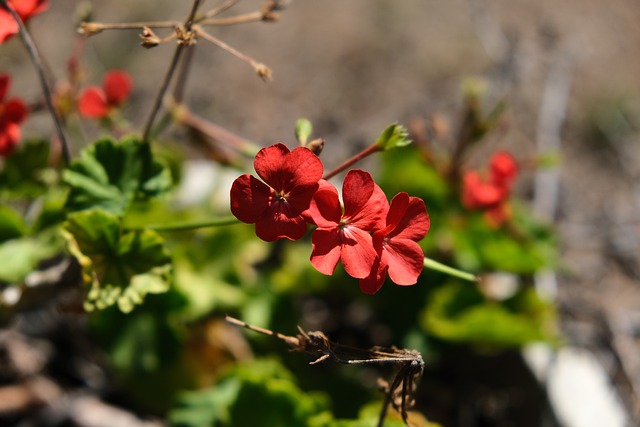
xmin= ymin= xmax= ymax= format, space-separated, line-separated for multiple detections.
xmin=0 ymin=0 xmax=71 ymax=164
xmin=199 ymin=12 xmax=263 ymax=26
xmin=323 ymin=143 xmax=381 ymax=180
xmin=141 ymin=0 xmax=203 ymax=141
xmin=200 ymin=0 xmax=240 ymax=20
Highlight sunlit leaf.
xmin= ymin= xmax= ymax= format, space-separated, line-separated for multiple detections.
xmin=0 ymin=230 xmax=62 ymax=283
xmin=62 ymin=209 xmax=172 ymax=313
xmin=63 ymin=136 xmax=173 ymax=215
xmin=295 ymin=118 xmax=313 ymax=145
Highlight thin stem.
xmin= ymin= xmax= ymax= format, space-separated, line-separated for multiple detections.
xmin=172 ymin=43 xmax=196 ymax=104
xmin=142 ymin=44 xmax=186 ymax=141
xmin=194 ymin=26 xmax=267 ymax=73
xmin=200 ymin=0 xmax=240 ymax=20
xmin=125 ymin=216 xmax=240 ymax=232
xmin=175 ymin=106 xmax=260 ymax=158
xmin=80 ymin=21 xmax=181 ymax=33
xmin=1 ymin=0 xmax=71 ymax=164
xmin=423 ymin=257 xmax=478 ymax=282
xmin=142 ymin=0 xmax=203 ymax=141
xmin=323 ymin=143 xmax=381 ymax=180
xmin=199 ymin=12 xmax=263 ymax=26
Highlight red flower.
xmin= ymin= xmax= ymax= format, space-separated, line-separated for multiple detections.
xmin=0 ymin=0 xmax=49 ymax=43
xmin=306 ymin=170 xmax=388 ymax=279
xmin=490 ymin=151 xmax=517 ymax=188
xmin=78 ymin=70 xmax=132 ymax=119
xmin=359 ymin=192 xmax=430 ymax=294
xmin=461 ymin=151 xmax=518 ymax=226
xmin=0 ymin=74 xmax=28 ymax=156
xmin=230 ymin=143 xmax=323 ymax=242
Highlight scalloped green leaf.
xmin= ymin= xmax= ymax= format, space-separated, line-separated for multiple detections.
xmin=62 ymin=209 xmax=172 ymax=313
xmin=375 ymin=123 xmax=412 ymax=151
xmin=63 ymin=137 xmax=172 ymax=216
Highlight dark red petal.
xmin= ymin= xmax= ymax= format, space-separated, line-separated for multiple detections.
xmin=230 ymin=174 xmax=272 ymax=224
xmin=0 ymin=74 xmax=8 ymax=101
xmin=0 ymin=10 xmax=19 ymax=44
xmin=305 ymin=181 xmax=341 ymax=227
xmin=384 ymin=238 xmax=424 ymax=285
xmin=343 ymin=170 xmax=388 ymax=231
xmin=78 ymin=87 xmax=109 ymax=118
xmin=253 ymin=143 xmax=290 ymax=191
xmin=0 ymin=122 xmax=21 ymax=156
xmin=359 ymin=258 xmax=388 ymax=295
xmin=340 ymin=226 xmax=377 ymax=279
xmin=103 ymin=70 xmax=132 ymax=106
xmin=285 ymin=146 xmax=323 ymax=189
xmin=384 ymin=193 xmax=430 ymax=241
xmin=4 ymin=99 xmax=28 ymax=123
xmin=255 ymin=208 xmax=308 ymax=242
xmin=310 ymin=228 xmax=343 ymax=275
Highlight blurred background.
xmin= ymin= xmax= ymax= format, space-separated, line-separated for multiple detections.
xmin=1 ymin=0 xmax=640 ymax=426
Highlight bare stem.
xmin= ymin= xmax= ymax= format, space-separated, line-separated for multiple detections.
xmin=141 ymin=0 xmax=203 ymax=141
xmin=323 ymin=143 xmax=381 ymax=180
xmin=1 ymin=0 xmax=71 ymax=164
xmin=200 ymin=0 xmax=240 ymax=20
xmin=79 ymin=21 xmax=180 ymax=34
xmin=199 ymin=12 xmax=264 ymax=26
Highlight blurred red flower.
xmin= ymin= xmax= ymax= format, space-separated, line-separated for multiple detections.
xmin=306 ymin=170 xmax=388 ymax=279
xmin=0 ymin=0 xmax=49 ymax=43
xmin=230 ymin=143 xmax=323 ymax=242
xmin=78 ymin=70 xmax=132 ymax=119
xmin=359 ymin=192 xmax=430 ymax=294
xmin=0 ymin=74 xmax=28 ymax=156
xmin=461 ymin=151 xmax=518 ymax=226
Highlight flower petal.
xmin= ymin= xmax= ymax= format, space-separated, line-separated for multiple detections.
xmin=0 ymin=74 xmax=8 ymax=101
xmin=340 ymin=226 xmax=377 ymax=279
xmin=490 ymin=151 xmax=517 ymax=187
xmin=310 ymin=227 xmax=343 ymax=275
xmin=359 ymin=258 xmax=388 ymax=295
xmin=383 ymin=238 xmax=424 ymax=285
xmin=10 ymin=0 xmax=49 ymax=19
xmin=230 ymin=174 xmax=272 ymax=224
xmin=255 ymin=206 xmax=308 ymax=241
xmin=4 ymin=98 xmax=28 ymax=123
xmin=305 ymin=180 xmax=341 ymax=227
xmin=103 ymin=70 xmax=132 ymax=106
xmin=78 ymin=86 xmax=109 ymax=118
xmin=384 ymin=193 xmax=430 ymax=241
xmin=343 ymin=170 xmax=388 ymax=230
xmin=0 ymin=9 xmax=18 ymax=43
xmin=0 ymin=122 xmax=21 ymax=156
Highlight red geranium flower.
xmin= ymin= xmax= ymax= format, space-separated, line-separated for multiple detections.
xmin=0 ymin=74 xmax=28 ymax=156
xmin=461 ymin=150 xmax=518 ymax=226
xmin=78 ymin=70 xmax=132 ymax=119
xmin=306 ymin=170 xmax=388 ymax=279
xmin=359 ymin=192 xmax=430 ymax=294
xmin=230 ymin=143 xmax=323 ymax=242
xmin=0 ymin=0 xmax=49 ymax=43
xmin=490 ymin=151 xmax=518 ymax=188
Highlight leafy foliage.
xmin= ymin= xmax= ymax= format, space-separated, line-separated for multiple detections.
xmin=63 ymin=136 xmax=172 ymax=216
xmin=62 ymin=209 xmax=172 ymax=312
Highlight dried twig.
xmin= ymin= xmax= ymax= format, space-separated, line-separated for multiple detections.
xmin=225 ymin=315 xmax=424 ymax=427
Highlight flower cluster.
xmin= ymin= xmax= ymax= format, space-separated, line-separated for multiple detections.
xmin=230 ymin=143 xmax=430 ymax=293
xmin=78 ymin=70 xmax=132 ymax=119
xmin=0 ymin=0 xmax=49 ymax=43
xmin=0 ymin=74 xmax=28 ymax=157
xmin=461 ymin=151 xmax=518 ymax=226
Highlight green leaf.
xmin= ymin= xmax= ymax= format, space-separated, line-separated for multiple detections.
xmin=62 ymin=209 xmax=173 ymax=313
xmin=0 ymin=206 xmax=27 ymax=242
xmin=170 ymin=358 xmax=331 ymax=427
xmin=375 ymin=123 xmax=412 ymax=151
xmin=0 ymin=229 xmax=62 ymax=283
xmin=63 ymin=137 xmax=173 ymax=216
xmin=295 ymin=118 xmax=313 ymax=145
xmin=0 ymin=139 xmax=52 ymax=197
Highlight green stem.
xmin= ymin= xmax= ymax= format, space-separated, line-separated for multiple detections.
xmin=125 ymin=216 xmax=240 ymax=232
xmin=423 ymin=257 xmax=478 ymax=282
